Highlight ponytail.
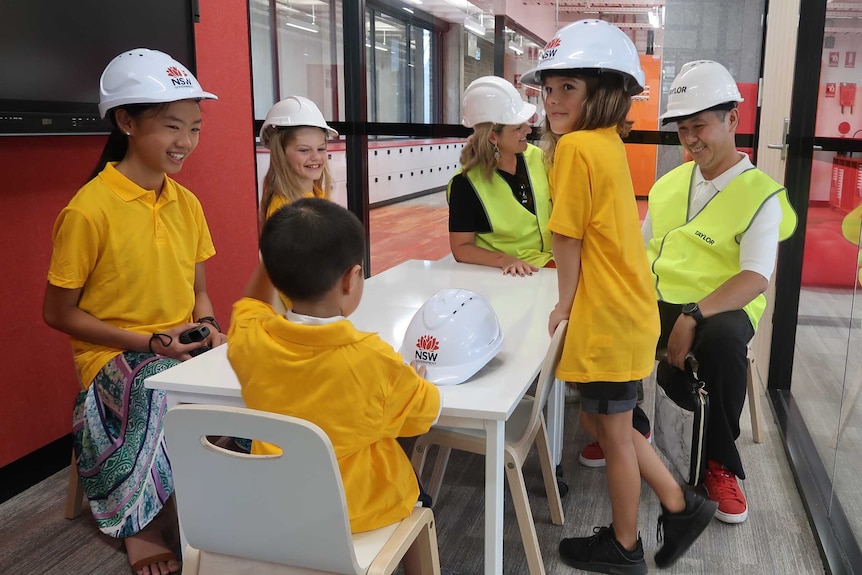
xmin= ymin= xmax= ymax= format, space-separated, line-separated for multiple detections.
xmin=87 ymin=103 xmax=168 ymax=183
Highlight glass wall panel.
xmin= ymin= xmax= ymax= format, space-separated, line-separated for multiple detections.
xmin=249 ymin=0 xmax=344 ymax=123
xmin=365 ymin=137 xmax=466 ymax=275
xmin=811 ymin=13 xmax=862 ymax=545
xmin=370 ymin=12 xmax=408 ymax=122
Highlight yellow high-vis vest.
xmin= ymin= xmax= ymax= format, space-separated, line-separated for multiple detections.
xmin=646 ymin=162 xmax=797 ymax=330
xmin=448 ymin=144 xmax=553 ymax=267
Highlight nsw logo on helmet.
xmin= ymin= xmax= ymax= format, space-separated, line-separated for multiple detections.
xmin=540 ymin=37 xmax=561 ymax=62
xmin=165 ymin=66 xmax=193 ymax=88
xmin=415 ymin=335 xmax=440 ymax=364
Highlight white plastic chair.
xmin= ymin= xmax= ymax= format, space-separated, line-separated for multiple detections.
xmin=410 ymin=321 xmax=567 ymax=575
xmin=164 ymin=404 xmax=441 ymax=575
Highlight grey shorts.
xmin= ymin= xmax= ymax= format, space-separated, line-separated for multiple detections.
xmin=576 ymin=380 xmax=640 ymax=415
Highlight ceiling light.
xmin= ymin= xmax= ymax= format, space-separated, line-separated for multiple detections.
xmin=464 ymin=15 xmax=485 ymax=36
xmin=507 ymin=41 xmax=524 ymax=55
xmin=375 ymin=43 xmax=389 ymax=52
xmin=286 ymin=20 xmax=319 ymax=33
xmin=403 ymin=7 xmax=414 ymax=13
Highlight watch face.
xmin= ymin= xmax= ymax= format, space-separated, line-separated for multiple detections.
xmin=682 ymin=303 xmax=698 ymax=314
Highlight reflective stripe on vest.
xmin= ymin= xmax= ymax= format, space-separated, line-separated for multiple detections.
xmin=646 ymin=162 xmax=797 ymax=330
xmin=447 ymin=144 xmax=552 ymax=267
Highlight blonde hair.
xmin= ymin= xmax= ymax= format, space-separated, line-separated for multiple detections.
xmin=259 ymin=127 xmax=332 ymax=224
xmin=459 ymin=122 xmax=504 ymax=180
xmin=540 ymin=71 xmax=632 ymax=170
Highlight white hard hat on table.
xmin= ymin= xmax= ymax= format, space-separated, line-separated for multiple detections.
xmin=400 ymin=289 xmax=504 ymax=386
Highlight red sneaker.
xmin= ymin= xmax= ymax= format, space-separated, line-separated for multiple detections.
xmin=703 ymin=460 xmax=748 ymax=523
xmin=578 ymin=432 xmax=652 ymax=468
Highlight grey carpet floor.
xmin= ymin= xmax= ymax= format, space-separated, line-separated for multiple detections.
xmin=0 ymin=380 xmax=825 ymax=574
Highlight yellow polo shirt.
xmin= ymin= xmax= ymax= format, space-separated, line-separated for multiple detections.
xmin=548 ymin=127 xmax=660 ymax=383
xmin=228 ymin=297 xmax=440 ymax=533
xmin=265 ymin=186 xmax=326 ymax=219
xmin=47 ymin=162 xmax=215 ymax=386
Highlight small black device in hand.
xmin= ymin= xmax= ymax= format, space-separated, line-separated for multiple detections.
xmin=179 ymin=325 xmax=211 ymax=357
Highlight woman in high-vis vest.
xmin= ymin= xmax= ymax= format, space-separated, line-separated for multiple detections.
xmin=447 ymin=76 xmax=553 ymax=276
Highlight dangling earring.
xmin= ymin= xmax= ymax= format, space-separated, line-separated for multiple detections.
xmin=493 ymin=143 xmax=501 ymax=161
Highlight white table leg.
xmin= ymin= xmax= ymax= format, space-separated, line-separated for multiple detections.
xmin=484 ymin=420 xmax=505 ymax=575
xmin=546 ymin=378 xmax=565 ymax=466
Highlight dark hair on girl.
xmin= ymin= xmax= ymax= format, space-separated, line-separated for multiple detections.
xmin=88 ymin=103 xmax=169 ymax=182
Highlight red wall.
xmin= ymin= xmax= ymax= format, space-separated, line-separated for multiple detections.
xmin=0 ymin=1 xmax=258 ymax=468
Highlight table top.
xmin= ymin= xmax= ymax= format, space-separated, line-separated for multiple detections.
xmin=145 ymin=259 xmax=557 ymax=421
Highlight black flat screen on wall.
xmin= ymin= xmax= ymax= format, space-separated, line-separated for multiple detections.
xmin=0 ymin=0 xmax=197 ymax=135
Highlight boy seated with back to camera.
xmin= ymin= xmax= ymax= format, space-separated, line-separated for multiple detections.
xmin=227 ymin=198 xmax=441 ymax=545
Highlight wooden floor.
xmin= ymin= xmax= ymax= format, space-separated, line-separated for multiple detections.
xmin=0 ymin=193 xmax=829 ymax=574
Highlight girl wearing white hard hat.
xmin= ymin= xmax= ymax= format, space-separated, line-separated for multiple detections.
xmin=257 ymin=96 xmax=338 ymax=312
xmin=258 ymin=96 xmax=338 ymax=223
xmin=447 ymin=76 xmax=553 ymax=276
xmin=521 ymin=20 xmax=716 ymax=572
xmin=43 ymin=48 xmax=221 ymax=575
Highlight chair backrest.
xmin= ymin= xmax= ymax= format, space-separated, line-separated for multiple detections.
xmin=512 ymin=320 xmax=568 ymax=451
xmin=164 ymin=404 xmax=363 ymax=575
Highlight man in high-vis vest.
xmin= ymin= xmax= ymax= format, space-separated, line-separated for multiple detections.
xmin=644 ymin=61 xmax=796 ymax=524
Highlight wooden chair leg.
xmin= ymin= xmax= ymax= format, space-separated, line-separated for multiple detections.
xmin=746 ymin=353 xmax=764 ymax=444
xmin=534 ymin=416 xmax=564 ymax=525
xmin=64 ymin=451 xmax=84 ymax=519
xmin=400 ymin=517 xmax=442 ymax=575
xmin=505 ymin=460 xmax=545 ymax=575
xmin=426 ymin=446 xmax=451 ymax=504
xmin=411 ymin=437 xmax=431 ymax=477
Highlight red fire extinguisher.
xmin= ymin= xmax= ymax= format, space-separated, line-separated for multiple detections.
xmin=840 ymin=82 xmax=857 ymax=114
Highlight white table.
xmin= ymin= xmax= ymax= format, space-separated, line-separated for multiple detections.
xmin=146 ymin=259 xmax=559 ymax=575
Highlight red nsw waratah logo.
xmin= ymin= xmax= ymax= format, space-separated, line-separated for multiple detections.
xmin=544 ymin=37 xmax=561 ymax=50
xmin=416 ymin=335 xmax=439 ymax=351
xmin=166 ymin=66 xmax=187 ymax=78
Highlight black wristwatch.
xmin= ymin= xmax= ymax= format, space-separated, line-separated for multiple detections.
xmin=681 ymin=302 xmax=703 ymax=324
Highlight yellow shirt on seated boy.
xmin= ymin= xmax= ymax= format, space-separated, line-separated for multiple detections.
xmin=228 ymin=198 xmax=440 ymax=533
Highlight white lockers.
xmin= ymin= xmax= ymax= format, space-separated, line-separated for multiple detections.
xmin=256 ymin=139 xmax=466 ymax=208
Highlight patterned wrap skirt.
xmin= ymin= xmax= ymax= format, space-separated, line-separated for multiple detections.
xmin=72 ymin=351 xmax=180 ymax=538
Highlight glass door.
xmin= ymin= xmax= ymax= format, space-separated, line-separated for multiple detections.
xmin=768 ymin=0 xmax=862 ymax=571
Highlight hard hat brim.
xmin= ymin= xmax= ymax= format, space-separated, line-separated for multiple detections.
xmin=259 ymin=122 xmax=339 ymax=146
xmin=658 ymin=99 xmax=744 ymax=124
xmin=463 ymin=102 xmax=537 ymax=128
xmin=99 ymin=91 xmax=218 ymax=119
xmin=519 ymin=64 xmax=644 ymax=96
xmin=421 ymin=334 xmax=505 ymax=386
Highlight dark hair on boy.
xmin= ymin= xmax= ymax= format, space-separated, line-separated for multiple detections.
xmin=260 ymin=198 xmax=365 ymax=302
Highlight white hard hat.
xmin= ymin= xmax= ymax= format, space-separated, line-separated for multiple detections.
xmin=98 ymin=48 xmax=217 ymax=118
xmin=659 ymin=60 xmax=744 ymax=124
xmin=259 ymin=96 xmax=339 ymax=146
xmin=400 ymin=289 xmax=504 ymax=386
xmin=461 ymin=76 xmax=537 ymax=128
xmin=520 ymin=19 xmax=645 ymax=96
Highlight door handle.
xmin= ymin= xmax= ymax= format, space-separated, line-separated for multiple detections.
xmin=767 ymin=117 xmax=790 ymax=161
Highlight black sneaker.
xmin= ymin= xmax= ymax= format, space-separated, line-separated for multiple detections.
xmin=654 ymin=488 xmax=718 ymax=567
xmin=559 ymin=525 xmax=647 ymax=575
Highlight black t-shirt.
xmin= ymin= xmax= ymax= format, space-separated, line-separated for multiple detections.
xmin=448 ymin=154 xmax=536 ymax=233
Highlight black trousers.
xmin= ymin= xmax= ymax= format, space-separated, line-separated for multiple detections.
xmin=633 ymin=301 xmax=754 ymax=480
